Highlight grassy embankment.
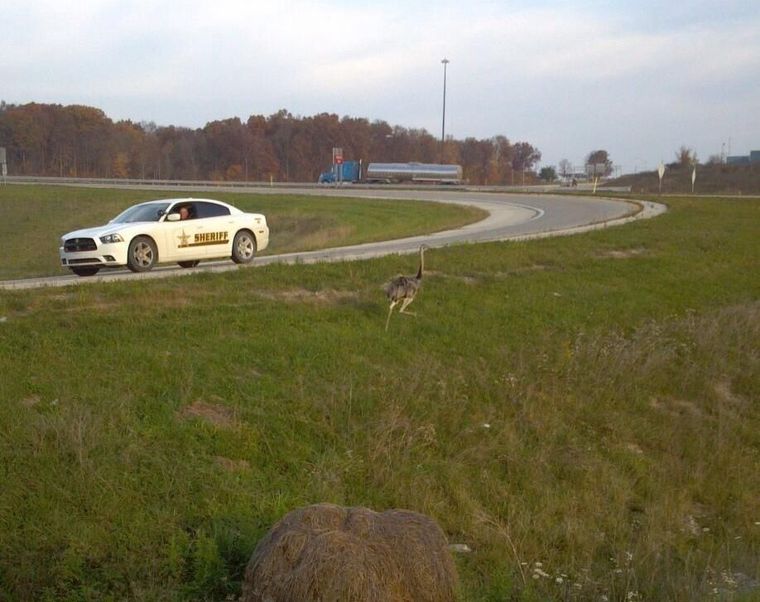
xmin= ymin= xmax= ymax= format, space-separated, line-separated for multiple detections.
xmin=0 ymin=189 xmax=758 ymax=601
xmin=0 ymin=185 xmax=485 ymax=279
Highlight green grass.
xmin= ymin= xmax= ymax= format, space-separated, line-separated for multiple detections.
xmin=0 ymin=193 xmax=759 ymax=601
xmin=0 ymin=184 xmax=485 ymax=279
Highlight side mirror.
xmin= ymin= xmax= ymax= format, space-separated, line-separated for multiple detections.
xmin=166 ymin=213 xmax=181 ymax=222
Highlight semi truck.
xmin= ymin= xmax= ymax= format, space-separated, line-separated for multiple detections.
xmin=318 ymin=160 xmax=362 ymax=184
xmin=318 ymin=160 xmax=463 ymax=185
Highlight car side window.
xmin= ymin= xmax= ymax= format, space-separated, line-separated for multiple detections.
xmin=195 ymin=202 xmax=231 ymax=218
xmin=171 ymin=204 xmax=196 ymax=220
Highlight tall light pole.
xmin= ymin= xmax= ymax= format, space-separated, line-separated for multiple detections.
xmin=440 ymin=58 xmax=449 ymax=163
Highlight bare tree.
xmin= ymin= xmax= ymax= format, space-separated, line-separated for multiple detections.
xmin=675 ymin=145 xmax=698 ymax=167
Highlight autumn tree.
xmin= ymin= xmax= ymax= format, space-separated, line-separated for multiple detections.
xmin=511 ymin=142 xmax=542 ymax=172
xmin=585 ymin=149 xmax=613 ymax=177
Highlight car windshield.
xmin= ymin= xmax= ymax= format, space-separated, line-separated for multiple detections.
xmin=111 ymin=202 xmax=172 ymax=223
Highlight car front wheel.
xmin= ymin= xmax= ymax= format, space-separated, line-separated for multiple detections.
xmin=231 ymin=230 xmax=256 ymax=264
xmin=127 ymin=236 xmax=158 ymax=272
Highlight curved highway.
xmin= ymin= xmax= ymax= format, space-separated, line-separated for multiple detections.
xmin=0 ymin=187 xmax=665 ymax=290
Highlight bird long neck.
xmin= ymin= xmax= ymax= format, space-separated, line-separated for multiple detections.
xmin=416 ymin=247 xmax=425 ymax=280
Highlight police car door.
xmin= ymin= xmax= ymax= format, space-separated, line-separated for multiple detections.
xmin=192 ymin=201 xmax=233 ymax=259
xmin=168 ymin=203 xmax=206 ymax=261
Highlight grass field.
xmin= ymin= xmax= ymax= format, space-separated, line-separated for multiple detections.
xmin=0 ymin=185 xmax=485 ymax=279
xmin=0 ymin=190 xmax=758 ymax=601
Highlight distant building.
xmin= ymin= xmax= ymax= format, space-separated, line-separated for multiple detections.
xmin=727 ymin=150 xmax=760 ymax=165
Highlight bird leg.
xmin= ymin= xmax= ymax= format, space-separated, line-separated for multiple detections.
xmin=398 ymin=297 xmax=416 ymax=315
xmin=385 ymin=300 xmax=398 ymax=331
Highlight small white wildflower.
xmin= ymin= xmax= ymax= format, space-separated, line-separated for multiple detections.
xmin=534 ymin=561 xmax=543 ymax=568
xmin=533 ymin=568 xmax=550 ymax=578
xmin=0 ymin=316 xmax=7 ymax=323
xmin=482 ymin=423 xmax=491 ymax=429
xmin=532 ymin=573 xmax=540 ymax=580
xmin=755 ymin=521 xmax=760 ymax=526
xmin=50 ymin=399 xmax=59 ymax=406
xmin=625 ymin=551 xmax=634 ymax=562
xmin=614 ymin=568 xmax=623 ymax=574
xmin=702 ymin=527 xmax=710 ymax=532
xmin=555 ymin=576 xmax=563 ymax=584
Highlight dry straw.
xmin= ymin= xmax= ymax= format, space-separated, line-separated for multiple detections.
xmin=241 ymin=503 xmax=458 ymax=602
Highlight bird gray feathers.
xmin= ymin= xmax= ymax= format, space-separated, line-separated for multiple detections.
xmin=384 ymin=245 xmax=427 ymax=331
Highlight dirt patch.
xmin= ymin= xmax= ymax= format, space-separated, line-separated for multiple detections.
xmin=215 ymin=456 xmax=250 ymax=471
xmin=713 ymin=380 xmax=747 ymax=409
xmin=599 ymin=247 xmax=647 ymax=259
xmin=649 ymin=397 xmax=704 ymax=418
xmin=20 ymin=395 xmax=41 ymax=408
xmin=256 ymin=288 xmax=359 ymax=305
xmin=179 ymin=401 xmax=236 ymax=428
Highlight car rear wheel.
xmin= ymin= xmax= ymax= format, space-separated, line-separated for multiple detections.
xmin=127 ymin=236 xmax=158 ymax=272
xmin=178 ymin=260 xmax=200 ymax=268
xmin=71 ymin=266 xmax=100 ymax=277
xmin=231 ymin=230 xmax=256 ymax=264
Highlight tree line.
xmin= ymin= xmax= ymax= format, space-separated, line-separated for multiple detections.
xmin=0 ymin=102 xmax=542 ymax=185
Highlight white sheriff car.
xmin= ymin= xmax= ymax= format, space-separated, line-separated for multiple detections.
xmin=60 ymin=198 xmax=269 ymax=276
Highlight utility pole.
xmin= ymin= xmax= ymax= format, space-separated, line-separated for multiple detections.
xmin=440 ymin=58 xmax=449 ymax=163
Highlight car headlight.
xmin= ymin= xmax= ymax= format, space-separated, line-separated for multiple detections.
xmin=99 ymin=233 xmax=124 ymax=244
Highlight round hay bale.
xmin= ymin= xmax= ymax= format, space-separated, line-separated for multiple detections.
xmin=240 ymin=503 xmax=458 ymax=602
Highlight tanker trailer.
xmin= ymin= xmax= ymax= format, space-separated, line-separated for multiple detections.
xmin=365 ymin=162 xmax=462 ymax=184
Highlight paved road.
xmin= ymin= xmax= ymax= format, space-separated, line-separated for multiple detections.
xmin=0 ymin=186 xmax=666 ymax=290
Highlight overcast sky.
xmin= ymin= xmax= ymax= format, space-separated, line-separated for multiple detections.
xmin=3 ymin=0 xmax=759 ymax=173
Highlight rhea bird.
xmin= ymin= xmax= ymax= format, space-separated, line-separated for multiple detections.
xmin=383 ymin=244 xmax=428 ymax=331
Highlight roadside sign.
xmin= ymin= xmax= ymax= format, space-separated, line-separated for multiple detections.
xmin=332 ymin=147 xmax=344 ymax=186
xmin=657 ymin=162 xmax=665 ymax=194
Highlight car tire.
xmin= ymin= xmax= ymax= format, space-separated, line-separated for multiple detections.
xmin=71 ymin=266 xmax=100 ymax=277
xmin=231 ymin=230 xmax=256 ymax=264
xmin=178 ymin=260 xmax=200 ymax=268
xmin=127 ymin=236 xmax=158 ymax=272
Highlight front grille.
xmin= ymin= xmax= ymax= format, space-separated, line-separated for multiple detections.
xmin=68 ymin=258 xmax=102 ymax=265
xmin=64 ymin=238 xmax=97 ymax=252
